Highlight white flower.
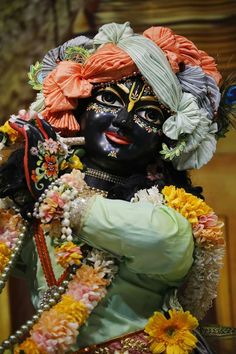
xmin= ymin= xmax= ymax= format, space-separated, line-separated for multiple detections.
xmin=131 ymin=186 xmax=164 ymax=205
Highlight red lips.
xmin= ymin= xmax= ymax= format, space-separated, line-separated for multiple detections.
xmin=105 ymin=131 xmax=132 ymax=145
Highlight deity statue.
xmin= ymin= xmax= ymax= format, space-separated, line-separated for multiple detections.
xmin=0 ymin=22 xmax=235 ymax=354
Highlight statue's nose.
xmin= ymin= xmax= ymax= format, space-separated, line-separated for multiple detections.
xmin=112 ymin=108 xmax=133 ymax=129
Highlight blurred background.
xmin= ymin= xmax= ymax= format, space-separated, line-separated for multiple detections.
xmin=0 ymin=0 xmax=236 ymax=352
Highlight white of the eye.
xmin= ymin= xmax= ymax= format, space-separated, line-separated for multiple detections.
xmin=96 ymin=94 xmax=123 ymax=108
xmin=138 ymin=110 xmax=159 ymax=121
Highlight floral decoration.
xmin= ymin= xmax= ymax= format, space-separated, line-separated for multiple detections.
xmin=34 ymin=169 xmax=86 ymax=241
xmin=133 ymin=185 xmax=225 ymax=319
xmin=162 ymin=185 xmax=212 ymax=224
xmin=144 ymin=309 xmax=198 ymax=354
xmin=30 ymin=138 xmax=83 ymax=191
xmin=15 ymin=338 xmax=44 ymax=354
xmin=14 ymin=249 xmax=117 ymax=354
xmin=0 ymin=120 xmax=19 ymax=144
xmin=0 ymin=208 xmax=24 ymax=274
xmin=55 ymin=241 xmax=82 ymax=268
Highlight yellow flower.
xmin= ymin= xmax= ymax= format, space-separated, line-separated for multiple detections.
xmin=0 ymin=242 xmax=11 ymax=273
xmin=145 ymin=309 xmax=198 ymax=354
xmin=60 ymin=159 xmax=69 ymax=170
xmin=55 ymin=241 xmax=83 ymax=268
xmin=54 ymin=294 xmax=88 ymax=325
xmin=162 ymin=186 xmax=212 ymax=224
xmin=0 ymin=121 xmax=19 ymax=143
xmin=14 ymin=338 xmax=43 ymax=354
xmin=60 ymin=155 xmax=83 ymax=171
xmin=68 ymin=155 xmax=83 ymax=170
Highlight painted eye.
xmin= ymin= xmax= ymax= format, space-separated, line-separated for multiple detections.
xmin=137 ymin=108 xmax=164 ymax=125
xmin=96 ymin=91 xmax=123 ymax=108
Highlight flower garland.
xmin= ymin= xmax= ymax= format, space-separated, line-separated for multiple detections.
xmin=33 ymin=169 xmax=107 ymax=242
xmin=1 ymin=170 xmax=112 ymax=353
xmin=133 ymin=185 xmax=225 ymax=320
xmin=0 ymin=202 xmax=27 ymax=293
xmin=14 ymin=249 xmax=117 ymax=354
xmin=0 ymin=180 xmax=223 ymax=354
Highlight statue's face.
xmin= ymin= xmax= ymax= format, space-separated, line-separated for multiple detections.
xmin=78 ymin=76 xmax=169 ymax=175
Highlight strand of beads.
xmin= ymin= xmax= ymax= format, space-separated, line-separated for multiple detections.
xmin=0 ymin=226 xmax=26 ymax=294
xmin=33 ymin=177 xmax=82 ymax=242
xmin=33 ymin=170 xmax=107 ymax=243
xmin=0 ymin=276 xmax=73 ymax=353
xmin=0 ymin=205 xmax=28 ymax=294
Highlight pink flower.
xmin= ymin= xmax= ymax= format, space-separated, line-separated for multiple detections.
xmin=0 ymin=230 xmax=18 ymax=249
xmin=39 ymin=192 xmax=65 ymax=222
xmin=60 ymin=169 xmax=86 ymax=191
xmin=31 ymin=309 xmax=78 ymax=354
xmin=198 ymin=212 xmax=218 ymax=228
xmin=43 ymin=138 xmax=59 ymax=154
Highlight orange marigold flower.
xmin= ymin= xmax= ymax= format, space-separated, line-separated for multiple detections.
xmin=145 ymin=309 xmax=198 ymax=354
xmin=14 ymin=338 xmax=42 ymax=354
xmin=162 ymin=185 xmax=212 ymax=224
xmin=55 ymin=241 xmax=82 ymax=268
xmin=54 ymin=294 xmax=88 ymax=325
xmin=0 ymin=242 xmax=11 ymax=273
xmin=75 ymin=264 xmax=108 ymax=287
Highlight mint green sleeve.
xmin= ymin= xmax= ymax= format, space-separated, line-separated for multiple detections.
xmin=79 ymin=196 xmax=194 ymax=284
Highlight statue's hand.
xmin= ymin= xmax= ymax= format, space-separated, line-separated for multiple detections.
xmin=0 ymin=116 xmax=62 ymax=203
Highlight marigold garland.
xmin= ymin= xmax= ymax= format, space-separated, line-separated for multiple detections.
xmin=14 ymin=250 xmax=117 ymax=354
xmin=54 ymin=294 xmax=88 ymax=325
xmin=162 ymin=185 xmax=212 ymax=224
xmin=14 ymin=338 xmax=45 ymax=354
xmin=133 ymin=185 xmax=225 ymax=320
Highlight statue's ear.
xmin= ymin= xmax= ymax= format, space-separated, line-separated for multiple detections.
xmin=9 ymin=116 xmax=61 ymax=199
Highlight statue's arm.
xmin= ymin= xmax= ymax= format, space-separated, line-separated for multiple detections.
xmin=73 ymin=195 xmax=194 ymax=283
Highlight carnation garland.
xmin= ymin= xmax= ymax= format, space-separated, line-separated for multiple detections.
xmin=14 ymin=249 xmax=118 ymax=354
